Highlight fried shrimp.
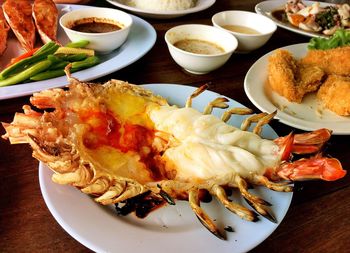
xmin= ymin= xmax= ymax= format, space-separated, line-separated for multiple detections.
xmin=2 ymin=0 xmax=36 ymax=52
xmin=317 ymin=75 xmax=350 ymax=116
xmin=301 ymin=46 xmax=350 ymax=76
xmin=267 ymin=49 xmax=324 ymax=103
xmin=0 ymin=7 xmax=10 ymax=56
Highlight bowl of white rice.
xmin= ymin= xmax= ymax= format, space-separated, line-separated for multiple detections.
xmin=125 ymin=0 xmax=197 ymax=11
xmin=106 ymin=0 xmax=216 ymax=19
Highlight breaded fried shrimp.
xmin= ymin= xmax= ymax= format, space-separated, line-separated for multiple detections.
xmin=301 ymin=46 xmax=350 ymax=76
xmin=267 ymin=49 xmax=324 ymax=103
xmin=268 ymin=50 xmax=302 ymax=103
xmin=317 ymin=75 xmax=350 ymax=116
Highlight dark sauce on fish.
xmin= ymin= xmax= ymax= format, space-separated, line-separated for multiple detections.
xmin=69 ymin=17 xmax=122 ymax=33
xmin=271 ymin=9 xmax=288 ymax=23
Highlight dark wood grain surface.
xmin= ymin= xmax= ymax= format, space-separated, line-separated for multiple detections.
xmin=1 ymin=0 xmax=349 ymax=252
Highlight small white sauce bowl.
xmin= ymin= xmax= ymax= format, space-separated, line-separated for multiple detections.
xmin=164 ymin=24 xmax=238 ymax=75
xmin=60 ymin=7 xmax=133 ymax=54
xmin=212 ymin=11 xmax=277 ymax=53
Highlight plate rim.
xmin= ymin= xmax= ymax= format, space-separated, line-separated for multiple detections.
xmin=244 ymin=43 xmax=350 ymax=135
xmin=0 ymin=4 xmax=156 ymax=100
xmin=255 ymin=0 xmax=336 ymax=38
xmin=38 ymin=83 xmax=293 ymax=253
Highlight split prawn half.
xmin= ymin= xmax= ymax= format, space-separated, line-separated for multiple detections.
xmin=2 ymin=70 xmax=346 ymax=239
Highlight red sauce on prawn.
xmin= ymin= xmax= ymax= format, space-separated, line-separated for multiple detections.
xmin=79 ymin=110 xmax=164 ymax=180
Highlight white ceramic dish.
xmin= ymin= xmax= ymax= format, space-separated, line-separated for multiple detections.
xmin=255 ymin=0 xmax=336 ymax=38
xmin=106 ymin=0 xmax=216 ymax=19
xmin=60 ymin=7 xmax=133 ymax=53
xmin=244 ymin=43 xmax=350 ymax=135
xmin=164 ymin=24 xmax=237 ymax=74
xmin=212 ymin=10 xmax=277 ymax=53
xmin=0 ymin=4 xmax=156 ymax=100
xmin=39 ymin=83 xmax=293 ymax=253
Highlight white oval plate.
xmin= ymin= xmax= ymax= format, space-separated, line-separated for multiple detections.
xmin=39 ymin=83 xmax=292 ymax=253
xmin=0 ymin=4 xmax=156 ymax=100
xmin=106 ymin=0 xmax=216 ymax=19
xmin=244 ymin=43 xmax=350 ymax=135
xmin=255 ymin=0 xmax=336 ymax=38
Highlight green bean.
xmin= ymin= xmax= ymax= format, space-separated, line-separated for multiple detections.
xmin=30 ymin=56 xmax=100 ymax=81
xmin=0 ymin=60 xmax=52 ymax=87
xmin=47 ymin=54 xmax=64 ymax=64
xmin=56 ymin=53 xmax=87 ymax=62
xmin=39 ymin=55 xmax=67 ymax=70
xmin=49 ymin=61 xmax=69 ymax=70
xmin=71 ymin=56 xmax=100 ymax=70
xmin=65 ymin=40 xmax=90 ymax=48
xmin=30 ymin=69 xmax=66 ymax=81
xmin=33 ymin=41 xmax=56 ymax=55
xmin=0 ymin=42 xmax=59 ymax=79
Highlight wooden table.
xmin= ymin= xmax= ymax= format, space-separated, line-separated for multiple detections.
xmin=1 ymin=1 xmax=349 ymax=252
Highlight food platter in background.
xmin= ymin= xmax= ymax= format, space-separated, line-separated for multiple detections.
xmin=255 ymin=0 xmax=338 ymax=38
xmin=106 ymin=0 xmax=216 ymax=19
xmin=244 ymin=43 xmax=350 ymax=135
xmin=0 ymin=4 xmax=156 ymax=100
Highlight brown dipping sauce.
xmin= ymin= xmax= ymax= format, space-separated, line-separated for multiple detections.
xmin=174 ymin=39 xmax=225 ymax=55
xmin=271 ymin=9 xmax=288 ymax=23
xmin=69 ymin=17 xmax=123 ymax=33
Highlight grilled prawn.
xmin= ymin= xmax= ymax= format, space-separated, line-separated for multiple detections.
xmin=2 ymin=73 xmax=346 ymax=239
xmin=0 ymin=7 xmax=10 ymax=56
xmin=33 ymin=0 xmax=58 ymax=44
xmin=3 ymin=0 xmax=36 ymax=52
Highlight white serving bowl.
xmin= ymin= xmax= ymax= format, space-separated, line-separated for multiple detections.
xmin=164 ymin=24 xmax=238 ymax=74
xmin=59 ymin=7 xmax=133 ymax=54
xmin=212 ymin=10 xmax=277 ymax=53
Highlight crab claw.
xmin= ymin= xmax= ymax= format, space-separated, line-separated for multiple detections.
xmin=275 ymin=129 xmax=332 ymax=159
xmin=277 ymin=155 xmax=347 ymax=181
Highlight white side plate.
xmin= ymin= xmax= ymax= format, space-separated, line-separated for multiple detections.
xmin=244 ymin=43 xmax=350 ymax=134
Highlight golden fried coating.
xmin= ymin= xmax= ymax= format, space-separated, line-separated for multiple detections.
xmin=268 ymin=50 xmax=301 ymax=102
xmin=33 ymin=0 xmax=58 ymax=44
xmin=301 ymin=46 xmax=350 ymax=76
xmin=317 ymin=75 xmax=350 ymax=116
xmin=267 ymin=49 xmax=324 ymax=103
xmin=299 ymin=64 xmax=325 ymax=93
xmin=3 ymin=0 xmax=36 ymax=52
xmin=0 ymin=7 xmax=10 ymax=56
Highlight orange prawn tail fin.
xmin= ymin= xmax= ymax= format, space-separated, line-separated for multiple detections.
xmin=277 ymin=155 xmax=347 ymax=181
xmin=274 ymin=129 xmax=332 ymax=158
